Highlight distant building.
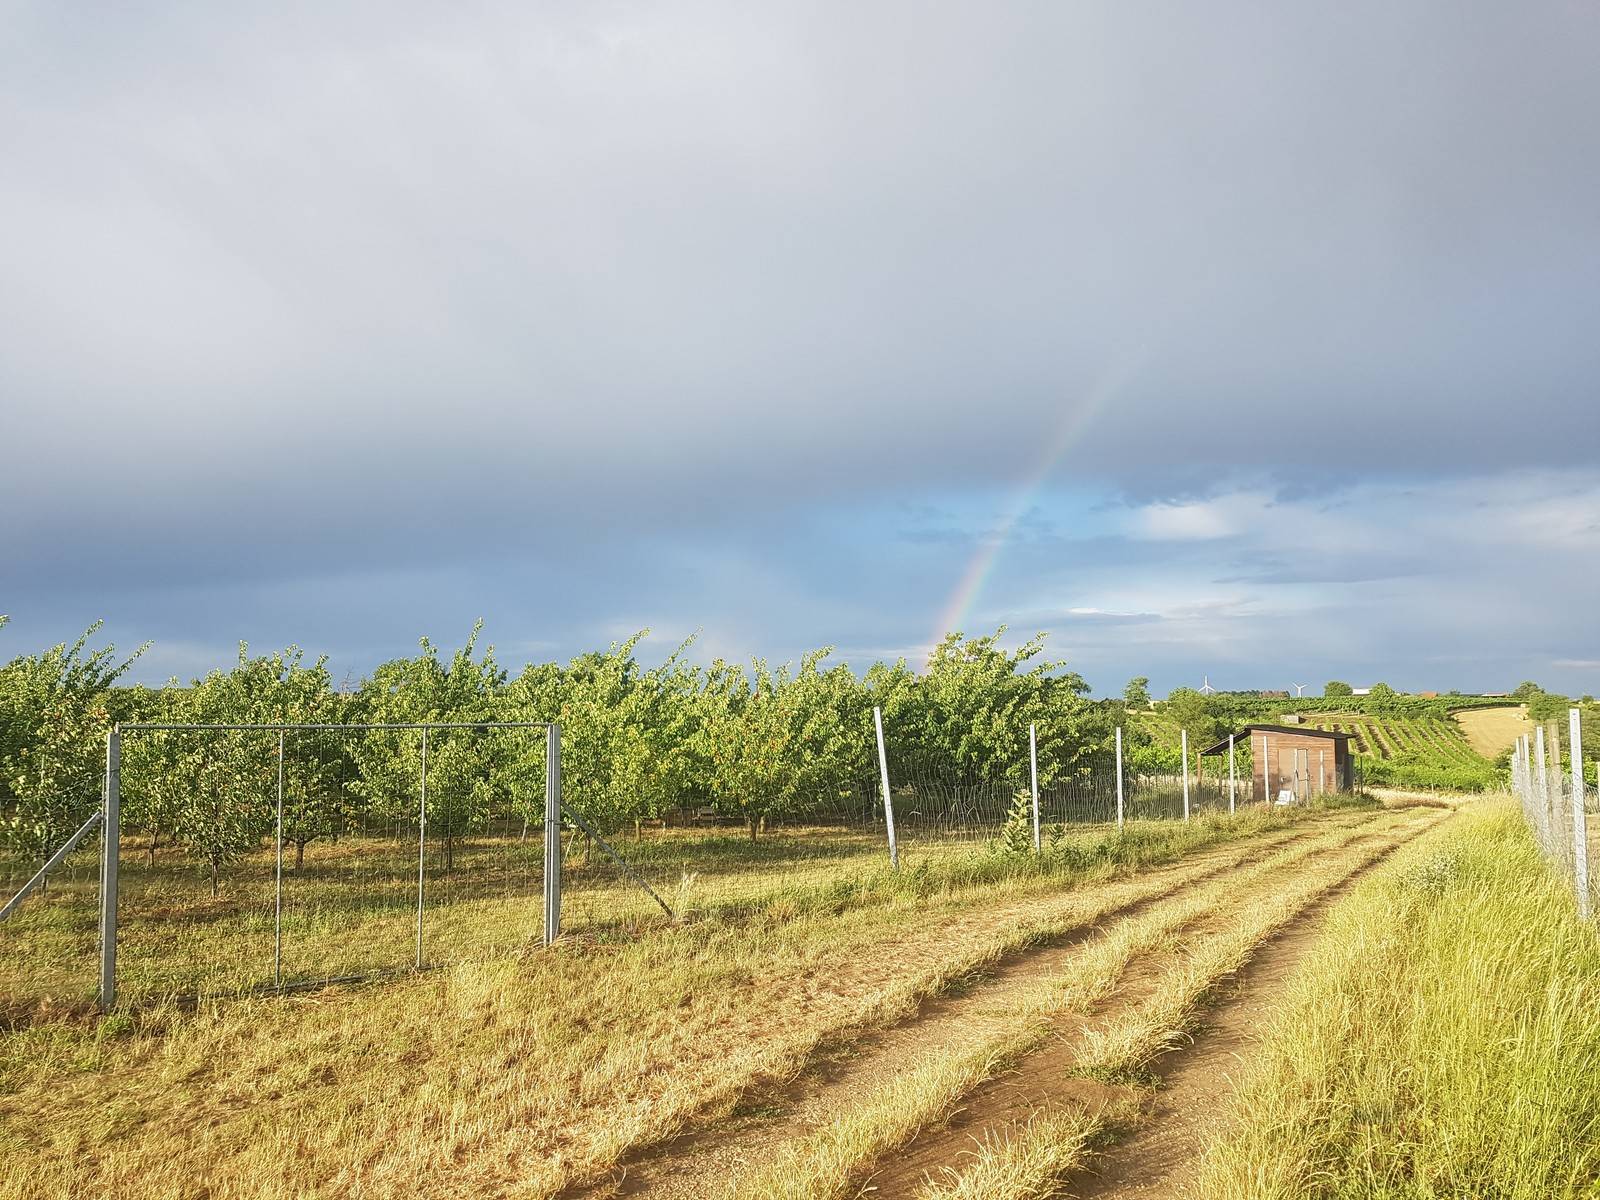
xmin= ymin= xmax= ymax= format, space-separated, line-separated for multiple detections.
xmin=1418 ymin=690 xmax=1439 ymax=699
xmin=1351 ymin=687 xmax=1372 ymax=696
xmin=1201 ymin=725 xmax=1354 ymax=800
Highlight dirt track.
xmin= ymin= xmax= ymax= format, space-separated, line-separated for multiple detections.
xmin=564 ymin=807 xmax=1445 ymax=1200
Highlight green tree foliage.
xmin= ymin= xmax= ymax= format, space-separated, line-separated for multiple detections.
xmin=1123 ymin=676 xmax=1152 ymax=708
xmin=123 ymin=646 xmax=332 ymax=894
xmin=355 ymin=624 xmax=508 ymax=870
xmin=0 ymin=620 xmax=145 ymax=861
xmin=1324 ymin=680 xmax=1354 ymax=697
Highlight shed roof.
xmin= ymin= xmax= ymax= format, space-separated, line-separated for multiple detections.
xmin=1199 ymin=724 xmax=1354 ymax=756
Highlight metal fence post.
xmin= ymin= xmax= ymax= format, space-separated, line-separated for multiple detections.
xmin=416 ymin=728 xmax=428 ymax=970
xmin=874 ymin=706 xmax=898 ymax=870
xmin=1571 ymin=708 xmax=1589 ymax=919
xmin=1115 ymin=726 xmax=1124 ymax=831
xmin=1181 ymin=729 xmax=1190 ymax=821
xmin=1029 ymin=723 xmax=1040 ymax=852
xmin=274 ymin=730 xmax=284 ymax=987
xmin=98 ymin=726 xmax=121 ymax=1011
xmin=544 ymin=723 xmax=561 ymax=944
xmin=1228 ymin=733 xmax=1236 ymax=813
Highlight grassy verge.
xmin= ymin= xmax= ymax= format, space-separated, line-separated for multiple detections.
xmin=1196 ymin=798 xmax=1600 ymax=1200
xmin=2 ymin=809 xmax=1324 ymax=1010
xmin=736 ymin=810 xmax=1434 ymax=1200
xmin=0 ymin=808 xmax=1352 ymax=1200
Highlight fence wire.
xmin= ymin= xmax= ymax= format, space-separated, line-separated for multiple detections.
xmin=1512 ymin=715 xmax=1597 ymax=918
xmin=5 ymin=718 xmax=1362 ymax=1009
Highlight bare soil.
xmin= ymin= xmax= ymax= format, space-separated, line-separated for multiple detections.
xmin=860 ymin=813 xmax=1440 ymax=1198
xmin=564 ymin=811 xmax=1428 ymax=1200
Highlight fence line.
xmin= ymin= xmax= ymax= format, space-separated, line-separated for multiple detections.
xmin=3 ymin=717 xmax=1341 ymax=1013
xmin=1511 ymin=706 xmax=1595 ymax=917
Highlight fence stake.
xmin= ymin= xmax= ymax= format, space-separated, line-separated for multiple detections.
xmin=1115 ymin=726 xmax=1124 ymax=831
xmin=1537 ymin=725 xmax=1550 ymax=823
xmin=1228 ymin=733 xmax=1236 ymax=813
xmin=98 ymin=727 xmax=121 ymax=1011
xmin=274 ymin=730 xmax=284 ymax=987
xmin=1181 ymin=729 xmax=1190 ymax=821
xmin=875 ymin=706 xmax=898 ymax=870
xmin=1029 ymin=723 xmax=1041 ymax=852
xmin=1572 ymin=708 xmax=1590 ymax=919
xmin=544 ymin=723 xmax=562 ymax=944
xmin=416 ymin=728 xmax=427 ymax=970
xmin=1318 ymin=748 xmax=1326 ymax=797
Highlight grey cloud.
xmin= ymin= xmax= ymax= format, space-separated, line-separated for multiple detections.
xmin=3 ymin=2 xmax=1597 ymax=691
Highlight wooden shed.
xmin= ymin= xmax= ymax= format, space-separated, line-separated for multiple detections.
xmin=1201 ymin=724 xmax=1354 ymax=801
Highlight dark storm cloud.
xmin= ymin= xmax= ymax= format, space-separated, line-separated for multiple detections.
xmin=1 ymin=1 xmax=1597 ymax=688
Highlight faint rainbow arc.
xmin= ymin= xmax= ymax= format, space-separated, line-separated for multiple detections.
xmin=928 ymin=361 xmax=1140 ymax=650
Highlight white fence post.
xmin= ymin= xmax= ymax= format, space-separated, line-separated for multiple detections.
xmin=1029 ymin=723 xmax=1041 ymax=853
xmin=1181 ymin=729 xmax=1190 ymax=821
xmin=875 ymin=706 xmax=898 ymax=870
xmin=1572 ymin=708 xmax=1590 ymax=919
xmin=1537 ymin=725 xmax=1551 ymax=852
xmin=1115 ymin=726 xmax=1125 ymax=831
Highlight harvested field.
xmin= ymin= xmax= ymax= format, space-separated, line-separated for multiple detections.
xmin=1454 ymin=704 xmax=1532 ymax=758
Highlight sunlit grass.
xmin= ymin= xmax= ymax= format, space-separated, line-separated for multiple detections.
xmin=1195 ymin=798 xmax=1600 ymax=1200
xmin=0 ymin=807 xmax=1370 ymax=1200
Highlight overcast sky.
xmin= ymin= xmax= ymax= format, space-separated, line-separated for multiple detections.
xmin=3 ymin=1 xmax=1597 ymax=696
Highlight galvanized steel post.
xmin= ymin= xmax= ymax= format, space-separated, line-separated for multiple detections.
xmin=1115 ymin=726 xmax=1124 ymax=831
xmin=1029 ymin=723 xmax=1040 ymax=852
xmin=544 ymin=723 xmax=561 ymax=943
xmin=875 ymin=706 xmax=898 ymax=870
xmin=1228 ymin=733 xmax=1236 ymax=813
xmin=1181 ymin=729 xmax=1190 ymax=821
xmin=274 ymin=730 xmax=284 ymax=987
xmin=416 ymin=728 xmax=428 ymax=970
xmin=98 ymin=727 xmax=121 ymax=1011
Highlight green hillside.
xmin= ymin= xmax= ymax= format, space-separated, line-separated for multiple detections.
xmin=1132 ymin=692 xmax=1508 ymax=793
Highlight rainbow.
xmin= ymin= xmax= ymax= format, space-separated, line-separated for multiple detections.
xmin=928 ymin=358 xmax=1141 ymax=651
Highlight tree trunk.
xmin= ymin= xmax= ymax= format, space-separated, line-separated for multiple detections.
xmin=209 ymin=854 xmax=220 ymax=898
xmin=747 ymin=815 xmax=758 ymax=841
xmin=445 ymin=831 xmax=454 ymax=872
xmin=295 ymin=839 xmax=306 ymax=872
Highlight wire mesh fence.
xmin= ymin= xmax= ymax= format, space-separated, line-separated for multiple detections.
xmin=4 ymin=715 xmax=1356 ymax=1010
xmin=1511 ymin=709 xmax=1596 ymax=918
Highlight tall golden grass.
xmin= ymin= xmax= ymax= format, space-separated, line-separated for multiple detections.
xmin=1198 ymin=797 xmax=1600 ymax=1199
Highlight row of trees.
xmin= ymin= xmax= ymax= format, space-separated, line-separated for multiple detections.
xmin=2 ymin=622 xmax=1132 ymax=885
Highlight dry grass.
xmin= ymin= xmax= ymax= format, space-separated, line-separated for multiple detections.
xmin=1195 ymin=797 xmax=1600 ymax=1200
xmin=0 ymin=809 xmax=1359 ymax=1200
xmin=733 ymin=811 xmax=1433 ymax=1200
xmin=1453 ymin=705 xmax=1531 ymax=758
xmin=914 ymin=1103 xmax=1130 ymax=1200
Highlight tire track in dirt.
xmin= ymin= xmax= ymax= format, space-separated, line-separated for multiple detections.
xmin=1058 ymin=817 xmax=1449 ymax=1200
xmin=873 ymin=809 xmax=1448 ymax=1199
xmin=566 ymin=811 xmax=1411 ymax=1200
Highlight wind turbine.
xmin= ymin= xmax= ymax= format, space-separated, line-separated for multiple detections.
xmin=1199 ymin=675 xmax=1216 ymax=695
xmin=1292 ymin=682 xmax=1308 ymax=697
